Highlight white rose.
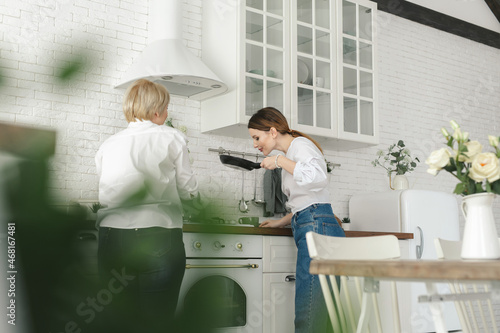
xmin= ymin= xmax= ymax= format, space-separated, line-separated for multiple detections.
xmin=469 ymin=153 xmax=500 ymax=183
xmin=489 ymin=135 xmax=499 ymax=148
xmin=458 ymin=140 xmax=483 ymax=163
xmin=452 ymin=128 xmax=469 ymax=142
xmin=425 ymin=148 xmax=451 ymax=176
xmin=450 ymin=120 xmax=460 ymax=130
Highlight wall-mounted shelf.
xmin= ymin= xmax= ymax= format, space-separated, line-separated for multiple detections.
xmin=208 ymin=147 xmax=264 ymax=159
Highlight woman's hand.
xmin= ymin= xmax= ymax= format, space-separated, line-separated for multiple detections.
xmin=259 ymin=219 xmax=286 ymax=228
xmin=259 ymin=213 xmax=292 ymax=228
xmin=260 ymin=155 xmax=279 ymax=170
xmin=260 ymin=155 xmax=296 ymax=176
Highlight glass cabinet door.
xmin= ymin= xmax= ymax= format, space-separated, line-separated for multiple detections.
xmin=339 ymin=0 xmax=376 ymax=139
xmin=245 ymin=0 xmax=288 ymax=117
xmin=293 ymin=0 xmax=336 ymax=135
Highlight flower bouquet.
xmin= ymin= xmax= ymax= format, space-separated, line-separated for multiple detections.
xmin=425 ymin=120 xmax=500 ymax=195
xmin=426 ymin=120 xmax=500 ymax=259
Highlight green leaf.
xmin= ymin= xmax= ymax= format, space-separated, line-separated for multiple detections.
xmin=454 ymin=183 xmax=465 ymax=195
xmin=397 ymin=140 xmax=405 ymax=147
xmin=466 ymin=178 xmax=477 ymax=195
xmin=444 ymin=157 xmax=457 ymax=172
xmin=491 ymin=180 xmax=500 ymax=195
xmin=447 ymin=137 xmax=454 ymax=148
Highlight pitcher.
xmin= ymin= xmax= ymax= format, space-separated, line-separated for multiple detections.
xmin=461 ymin=193 xmax=500 ymax=259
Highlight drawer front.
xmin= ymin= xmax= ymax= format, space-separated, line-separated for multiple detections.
xmin=263 ymin=236 xmax=297 ymax=272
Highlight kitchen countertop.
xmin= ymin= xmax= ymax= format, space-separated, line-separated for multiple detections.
xmin=80 ymin=221 xmax=413 ymax=239
xmin=183 ymin=224 xmax=413 ymax=239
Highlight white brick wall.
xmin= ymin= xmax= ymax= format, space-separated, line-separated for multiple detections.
xmin=1 ymin=0 xmax=500 ymax=230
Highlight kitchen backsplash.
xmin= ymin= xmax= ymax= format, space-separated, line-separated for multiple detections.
xmin=1 ymin=0 xmax=500 ymax=227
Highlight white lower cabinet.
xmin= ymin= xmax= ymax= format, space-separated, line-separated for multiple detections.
xmin=262 ymin=273 xmax=296 ymax=333
xmin=262 ymin=236 xmax=297 ymax=333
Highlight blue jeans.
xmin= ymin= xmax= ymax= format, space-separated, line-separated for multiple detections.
xmin=291 ymin=203 xmax=345 ymax=333
xmin=98 ymin=227 xmax=186 ymax=333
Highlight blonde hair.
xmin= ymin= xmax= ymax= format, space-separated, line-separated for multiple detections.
xmin=122 ymin=79 xmax=170 ymax=122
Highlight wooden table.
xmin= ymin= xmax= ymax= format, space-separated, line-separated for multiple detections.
xmin=310 ymin=259 xmax=500 ymax=332
xmin=310 ymin=259 xmax=500 ymax=282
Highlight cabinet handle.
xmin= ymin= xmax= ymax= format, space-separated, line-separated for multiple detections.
xmin=285 ymin=275 xmax=296 ymax=282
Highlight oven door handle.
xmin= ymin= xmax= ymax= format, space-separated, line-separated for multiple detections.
xmin=185 ymin=264 xmax=259 ymax=269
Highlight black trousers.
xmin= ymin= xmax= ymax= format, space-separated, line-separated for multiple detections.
xmin=96 ymin=227 xmax=186 ymax=333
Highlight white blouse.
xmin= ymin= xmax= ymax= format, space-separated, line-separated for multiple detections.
xmin=95 ymin=120 xmax=198 ymax=229
xmin=282 ymin=137 xmax=330 ymax=214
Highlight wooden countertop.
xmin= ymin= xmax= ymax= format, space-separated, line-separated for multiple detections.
xmin=182 ymin=224 xmax=413 ymax=239
xmin=310 ymin=259 xmax=500 ymax=281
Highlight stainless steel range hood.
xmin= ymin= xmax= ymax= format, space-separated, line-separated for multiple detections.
xmin=115 ymin=0 xmax=227 ymax=100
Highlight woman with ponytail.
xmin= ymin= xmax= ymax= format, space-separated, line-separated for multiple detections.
xmin=248 ymin=107 xmax=345 ymax=333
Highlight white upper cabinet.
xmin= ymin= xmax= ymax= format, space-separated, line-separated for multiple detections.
xmin=201 ymin=0 xmax=378 ymax=149
xmin=338 ymin=0 xmax=378 ymax=145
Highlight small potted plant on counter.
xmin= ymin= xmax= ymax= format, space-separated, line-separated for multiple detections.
xmin=372 ymin=140 xmax=420 ymax=190
xmin=341 ymin=217 xmax=351 ymax=230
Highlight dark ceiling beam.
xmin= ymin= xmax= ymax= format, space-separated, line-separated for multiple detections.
xmin=484 ymin=0 xmax=500 ymax=23
xmin=371 ymin=0 xmax=500 ymax=49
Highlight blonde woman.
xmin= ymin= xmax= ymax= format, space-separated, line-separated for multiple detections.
xmin=95 ymin=79 xmax=198 ymax=332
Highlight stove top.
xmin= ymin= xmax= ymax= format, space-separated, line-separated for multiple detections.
xmin=183 ymin=232 xmax=263 ymax=258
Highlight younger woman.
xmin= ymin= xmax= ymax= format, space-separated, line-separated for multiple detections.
xmin=248 ymin=107 xmax=345 ymax=333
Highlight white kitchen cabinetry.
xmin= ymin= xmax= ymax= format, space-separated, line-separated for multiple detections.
xmin=201 ymin=0 xmax=378 ymax=149
xmin=262 ymin=236 xmax=297 ymax=333
xmin=201 ymin=0 xmax=290 ymax=138
xmin=337 ymin=0 xmax=378 ymax=145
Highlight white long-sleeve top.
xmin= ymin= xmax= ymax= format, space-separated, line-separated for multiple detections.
xmin=282 ymin=137 xmax=330 ymax=214
xmin=95 ymin=120 xmax=198 ymax=229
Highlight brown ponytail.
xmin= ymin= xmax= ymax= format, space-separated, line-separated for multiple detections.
xmin=248 ymin=107 xmax=323 ymax=154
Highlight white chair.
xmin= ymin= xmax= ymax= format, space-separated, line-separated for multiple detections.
xmin=306 ymin=231 xmax=401 ymax=333
xmin=434 ymin=238 xmax=499 ymax=333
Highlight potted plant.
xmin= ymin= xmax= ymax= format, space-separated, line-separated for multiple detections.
xmin=341 ymin=217 xmax=350 ymax=230
xmin=372 ymin=140 xmax=420 ymax=190
xmin=88 ymin=202 xmax=103 ymax=220
xmin=426 ymin=120 xmax=500 ymax=259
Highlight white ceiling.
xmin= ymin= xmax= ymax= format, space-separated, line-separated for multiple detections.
xmin=406 ymin=0 xmax=500 ymax=33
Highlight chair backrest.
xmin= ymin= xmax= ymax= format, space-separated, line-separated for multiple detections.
xmin=435 ymin=238 xmax=500 ymax=260
xmin=434 ymin=238 xmax=499 ymax=333
xmin=306 ymin=232 xmax=401 ymax=333
xmin=306 ymin=232 xmax=401 ymax=260
xmin=434 ymin=237 xmax=462 ymax=259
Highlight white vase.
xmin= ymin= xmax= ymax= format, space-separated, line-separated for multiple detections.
xmin=390 ymin=174 xmax=409 ymax=190
xmin=461 ymin=193 xmax=500 ymax=259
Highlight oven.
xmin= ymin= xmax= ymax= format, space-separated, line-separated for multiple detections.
xmin=178 ymin=232 xmax=263 ymax=333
